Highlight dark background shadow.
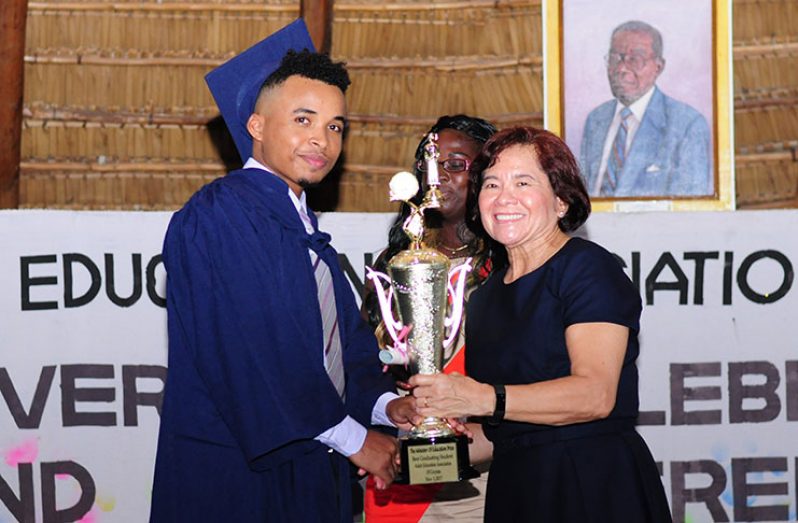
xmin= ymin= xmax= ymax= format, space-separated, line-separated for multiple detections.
xmin=207 ymin=115 xmax=244 ymax=172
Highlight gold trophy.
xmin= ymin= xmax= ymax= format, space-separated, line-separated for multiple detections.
xmin=366 ymin=133 xmax=478 ymax=485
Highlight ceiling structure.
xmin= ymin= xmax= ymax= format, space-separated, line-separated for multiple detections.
xmin=3 ymin=0 xmax=795 ymax=211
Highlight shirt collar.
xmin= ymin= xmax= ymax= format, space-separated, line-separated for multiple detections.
xmin=243 ymin=157 xmax=309 ymax=221
xmin=243 ymin=157 xmax=313 ymax=233
xmin=615 ymin=85 xmax=656 ymax=121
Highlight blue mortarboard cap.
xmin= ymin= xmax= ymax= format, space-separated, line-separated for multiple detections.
xmin=205 ymin=18 xmax=315 ymax=161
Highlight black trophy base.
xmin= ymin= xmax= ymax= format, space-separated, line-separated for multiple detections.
xmin=394 ymin=434 xmax=480 ymax=485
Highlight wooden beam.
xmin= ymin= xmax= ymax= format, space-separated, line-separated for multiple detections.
xmin=27 ymin=0 xmax=537 ymax=12
xmin=300 ymin=0 xmax=333 ymax=54
xmin=23 ymin=104 xmax=543 ymax=127
xmin=734 ymin=40 xmax=798 ymax=59
xmin=0 ymin=0 xmax=27 ymax=208
xmin=24 ymin=48 xmax=543 ymax=71
xmin=28 ymin=2 xmax=297 ymax=12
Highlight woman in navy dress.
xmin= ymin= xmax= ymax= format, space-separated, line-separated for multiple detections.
xmin=411 ymin=127 xmax=672 ymax=522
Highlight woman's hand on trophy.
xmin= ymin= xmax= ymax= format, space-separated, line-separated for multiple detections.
xmin=386 ymin=395 xmax=423 ymax=430
xmin=444 ymin=417 xmax=474 ymax=439
xmin=410 ymin=373 xmax=495 ymax=419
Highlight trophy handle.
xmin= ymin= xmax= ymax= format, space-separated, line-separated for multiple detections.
xmin=442 ymin=258 xmax=473 ymax=349
xmin=365 ymin=267 xmax=408 ymax=354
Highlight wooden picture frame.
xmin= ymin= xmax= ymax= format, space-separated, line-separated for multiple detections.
xmin=543 ymin=0 xmax=734 ymax=211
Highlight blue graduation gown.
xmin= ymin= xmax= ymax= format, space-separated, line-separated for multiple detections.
xmin=150 ymin=168 xmax=393 ymax=522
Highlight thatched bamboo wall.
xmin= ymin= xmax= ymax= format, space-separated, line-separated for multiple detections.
xmin=19 ymin=0 xmax=798 ymax=210
xmin=732 ymin=0 xmax=798 ymax=207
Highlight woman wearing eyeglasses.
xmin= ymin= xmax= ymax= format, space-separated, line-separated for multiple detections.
xmin=362 ymin=114 xmax=496 ymax=523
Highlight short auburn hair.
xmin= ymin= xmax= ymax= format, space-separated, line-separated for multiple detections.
xmin=468 ymin=126 xmax=591 ymax=235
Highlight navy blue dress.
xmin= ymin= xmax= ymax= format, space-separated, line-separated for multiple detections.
xmin=466 ymin=238 xmax=671 ymax=522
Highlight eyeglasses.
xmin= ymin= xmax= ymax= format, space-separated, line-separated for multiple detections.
xmin=605 ymin=52 xmax=656 ymax=71
xmin=416 ymin=157 xmax=471 ymax=173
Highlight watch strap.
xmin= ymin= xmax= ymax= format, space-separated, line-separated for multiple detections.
xmin=489 ymin=383 xmax=506 ymax=425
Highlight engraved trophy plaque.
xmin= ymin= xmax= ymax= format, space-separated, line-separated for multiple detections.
xmin=366 ymin=133 xmax=479 ymax=485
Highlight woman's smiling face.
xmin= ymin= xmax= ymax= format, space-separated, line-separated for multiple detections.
xmin=478 ymin=144 xmax=566 ymax=249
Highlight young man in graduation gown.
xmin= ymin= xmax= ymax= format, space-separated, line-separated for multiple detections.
xmin=150 ymin=20 xmax=419 ymax=522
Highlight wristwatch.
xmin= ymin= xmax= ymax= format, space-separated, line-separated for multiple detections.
xmin=489 ymin=384 xmax=506 ymax=425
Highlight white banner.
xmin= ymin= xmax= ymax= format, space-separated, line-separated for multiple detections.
xmin=1 ymin=209 xmax=796 ymax=522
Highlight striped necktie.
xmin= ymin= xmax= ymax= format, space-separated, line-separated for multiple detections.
xmin=299 ymin=207 xmax=345 ymax=399
xmin=601 ymin=107 xmax=633 ymax=195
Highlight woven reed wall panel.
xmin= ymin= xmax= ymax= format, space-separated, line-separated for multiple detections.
xmin=736 ymin=159 xmax=798 ymax=208
xmin=332 ymin=4 xmax=541 ymax=58
xmin=332 ymin=170 xmax=402 ymax=213
xmin=20 ymin=169 xmax=221 ymax=209
xmin=344 ymin=122 xmax=430 ymax=169
xmin=24 ymin=61 xmax=218 ymax=109
xmin=734 ymin=53 xmax=798 ymax=98
xmin=732 ymin=0 xmax=798 ymax=43
xmin=32 ymin=0 xmax=297 ymax=4
xmin=22 ymin=120 xmax=220 ymax=162
xmin=21 ymin=1 xmax=544 ymax=210
xmin=732 ymin=0 xmax=798 ymax=209
xmin=734 ymin=101 xmax=798 ymax=150
xmin=346 ymin=67 xmax=540 ymax=118
xmin=26 ymin=9 xmax=300 ymax=55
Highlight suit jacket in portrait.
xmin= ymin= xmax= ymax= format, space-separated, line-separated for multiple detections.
xmin=579 ymin=87 xmax=711 ymax=197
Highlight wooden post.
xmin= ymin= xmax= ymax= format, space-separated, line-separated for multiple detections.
xmin=0 ymin=0 xmax=27 ymax=208
xmin=300 ymin=0 xmax=333 ymax=54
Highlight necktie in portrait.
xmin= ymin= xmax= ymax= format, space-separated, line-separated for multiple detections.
xmin=601 ymin=106 xmax=633 ymax=196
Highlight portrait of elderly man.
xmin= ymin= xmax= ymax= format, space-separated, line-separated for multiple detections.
xmin=579 ymin=20 xmax=712 ymax=198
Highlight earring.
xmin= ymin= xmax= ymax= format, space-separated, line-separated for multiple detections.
xmin=557 ymin=210 xmax=565 ymax=218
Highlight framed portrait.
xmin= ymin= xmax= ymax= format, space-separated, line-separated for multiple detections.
xmin=543 ymin=0 xmax=734 ymax=211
